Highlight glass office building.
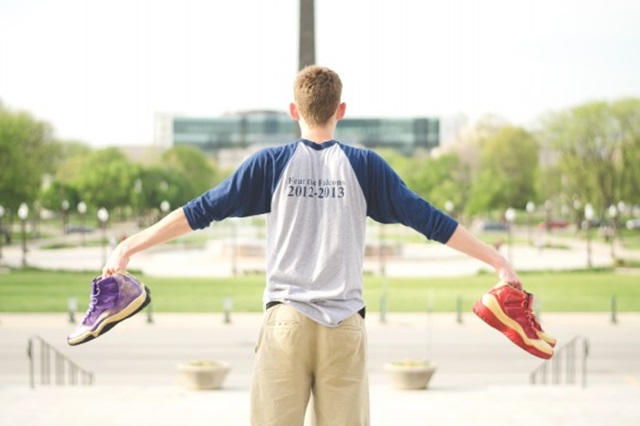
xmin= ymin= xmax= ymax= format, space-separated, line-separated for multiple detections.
xmin=168 ymin=111 xmax=439 ymax=155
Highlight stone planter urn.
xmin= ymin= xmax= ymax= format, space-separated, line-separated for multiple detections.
xmin=384 ymin=360 xmax=437 ymax=390
xmin=178 ymin=360 xmax=231 ymax=390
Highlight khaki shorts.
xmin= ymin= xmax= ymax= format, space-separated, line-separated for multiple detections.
xmin=251 ymin=303 xmax=369 ymax=426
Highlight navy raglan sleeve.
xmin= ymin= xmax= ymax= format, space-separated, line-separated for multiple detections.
xmin=355 ymin=149 xmax=458 ymax=243
xmin=182 ymin=147 xmax=288 ymax=230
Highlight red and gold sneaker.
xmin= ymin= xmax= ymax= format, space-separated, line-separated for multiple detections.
xmin=525 ymin=292 xmax=557 ymax=347
xmin=473 ymin=282 xmax=554 ymax=359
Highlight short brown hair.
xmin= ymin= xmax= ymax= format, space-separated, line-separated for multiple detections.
xmin=293 ymin=65 xmax=342 ymax=126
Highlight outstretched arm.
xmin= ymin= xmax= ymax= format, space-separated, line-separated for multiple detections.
xmin=445 ymin=224 xmax=522 ymax=290
xmin=102 ymin=208 xmax=193 ymax=277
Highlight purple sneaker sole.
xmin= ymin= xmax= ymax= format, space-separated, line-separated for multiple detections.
xmin=67 ymin=286 xmax=151 ymax=346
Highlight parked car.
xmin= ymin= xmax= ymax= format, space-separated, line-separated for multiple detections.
xmin=581 ymin=218 xmax=603 ymax=229
xmin=476 ymin=220 xmax=509 ymax=232
xmin=538 ymin=219 xmax=569 ymax=230
xmin=65 ymin=224 xmax=95 ymax=234
xmin=626 ymin=219 xmax=640 ymax=230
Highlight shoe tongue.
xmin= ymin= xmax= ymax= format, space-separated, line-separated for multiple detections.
xmin=494 ymin=282 xmax=527 ymax=304
xmin=493 ymin=281 xmax=514 ymax=291
xmin=98 ymin=275 xmax=119 ymax=293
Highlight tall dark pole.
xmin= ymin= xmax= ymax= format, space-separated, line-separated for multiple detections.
xmin=299 ymin=0 xmax=316 ymax=70
xmin=296 ymin=0 xmax=316 ymax=139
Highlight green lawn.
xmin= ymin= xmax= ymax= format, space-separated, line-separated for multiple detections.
xmin=621 ymin=230 xmax=640 ymax=250
xmin=1 ymin=268 xmax=638 ymax=313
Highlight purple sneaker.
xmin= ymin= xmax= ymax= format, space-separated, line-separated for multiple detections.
xmin=67 ymin=272 xmax=151 ymax=346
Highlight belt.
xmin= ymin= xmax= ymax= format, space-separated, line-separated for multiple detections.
xmin=265 ymin=301 xmax=366 ymax=319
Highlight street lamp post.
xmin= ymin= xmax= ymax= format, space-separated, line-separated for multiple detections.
xmin=544 ymin=200 xmax=553 ymax=233
xmin=61 ymin=200 xmax=70 ymax=235
xmin=97 ymin=208 xmax=109 ymax=266
xmin=77 ymin=201 xmax=87 ymax=246
xmin=160 ymin=200 xmax=170 ymax=219
xmin=33 ymin=201 xmax=41 ymax=239
xmin=0 ymin=205 xmax=5 ymax=260
xmin=617 ymin=201 xmax=626 ymax=244
xmin=134 ymin=179 xmax=143 ymax=228
xmin=444 ymin=200 xmax=455 ymax=219
xmin=526 ymin=201 xmax=535 ymax=245
xmin=608 ymin=205 xmax=618 ymax=262
xmin=573 ymin=198 xmax=582 ymax=234
xmin=505 ymin=208 xmax=516 ymax=266
xmin=18 ymin=203 xmax=29 ymax=267
xmin=584 ymin=203 xmax=595 ymax=268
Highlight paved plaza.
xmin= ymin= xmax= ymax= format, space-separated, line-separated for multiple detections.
xmin=1 ymin=221 xmax=635 ymax=278
xmin=1 ymin=227 xmax=639 ymax=425
xmin=1 ymin=312 xmax=640 ymax=425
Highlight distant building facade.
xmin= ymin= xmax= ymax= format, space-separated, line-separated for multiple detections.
xmin=154 ymin=111 xmax=440 ymax=158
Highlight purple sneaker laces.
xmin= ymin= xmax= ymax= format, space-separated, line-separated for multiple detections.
xmin=81 ymin=279 xmax=101 ymax=326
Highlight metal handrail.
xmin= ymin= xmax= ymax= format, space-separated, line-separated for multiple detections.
xmin=27 ymin=335 xmax=94 ymax=389
xmin=530 ymin=335 xmax=589 ymax=388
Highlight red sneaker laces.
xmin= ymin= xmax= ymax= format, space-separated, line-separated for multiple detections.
xmin=522 ymin=296 xmax=537 ymax=328
xmin=525 ymin=293 xmax=543 ymax=329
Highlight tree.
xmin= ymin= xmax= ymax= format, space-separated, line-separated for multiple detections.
xmin=466 ymin=126 xmax=539 ymax=215
xmin=39 ymin=140 xmax=93 ymax=211
xmin=612 ymin=98 xmax=640 ymax=206
xmin=414 ymin=153 xmax=469 ymax=215
xmin=541 ymin=99 xmax=640 ymax=216
xmin=39 ymin=180 xmax=80 ymax=213
xmin=0 ymin=106 xmax=55 ymax=212
xmin=162 ymin=145 xmax=217 ymax=199
xmin=135 ymin=166 xmax=193 ymax=213
xmin=73 ymin=148 xmax=140 ymax=211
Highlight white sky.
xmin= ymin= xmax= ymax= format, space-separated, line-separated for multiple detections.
xmin=1 ymin=0 xmax=639 ymax=147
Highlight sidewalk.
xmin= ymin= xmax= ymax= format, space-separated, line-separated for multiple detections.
xmin=3 ymin=383 xmax=639 ymax=426
xmin=1 ymin=313 xmax=639 ymax=425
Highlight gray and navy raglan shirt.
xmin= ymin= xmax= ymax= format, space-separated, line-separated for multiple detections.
xmin=183 ymin=139 xmax=458 ymax=327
